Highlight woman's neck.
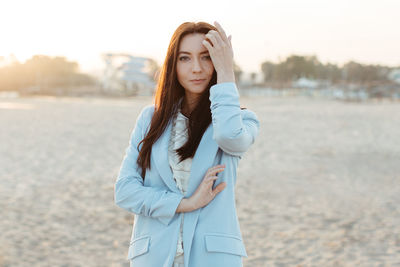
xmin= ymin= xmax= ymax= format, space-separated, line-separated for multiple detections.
xmin=181 ymin=94 xmax=200 ymax=117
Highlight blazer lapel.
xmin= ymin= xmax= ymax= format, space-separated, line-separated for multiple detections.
xmin=184 ymin=123 xmax=219 ymax=266
xmin=151 ymin=119 xmax=181 ymax=194
xmin=186 ymin=124 xmax=219 ymax=196
xmin=152 ymin=117 xmax=220 ymax=267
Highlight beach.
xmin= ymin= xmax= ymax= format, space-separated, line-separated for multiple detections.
xmin=0 ymin=95 xmax=399 ymax=266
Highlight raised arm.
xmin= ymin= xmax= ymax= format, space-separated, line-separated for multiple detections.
xmin=209 ymin=82 xmax=260 ymax=157
xmin=202 ymin=22 xmax=260 ymax=157
xmin=114 ymin=106 xmax=184 ymax=226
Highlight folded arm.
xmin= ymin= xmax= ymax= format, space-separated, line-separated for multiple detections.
xmin=114 ymin=106 xmax=184 ymax=226
xmin=209 ymin=82 xmax=260 ymax=157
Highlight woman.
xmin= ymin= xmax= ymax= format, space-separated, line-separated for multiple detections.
xmin=114 ymin=21 xmax=260 ymax=267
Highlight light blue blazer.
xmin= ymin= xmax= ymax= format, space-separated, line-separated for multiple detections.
xmin=114 ymin=82 xmax=260 ymax=267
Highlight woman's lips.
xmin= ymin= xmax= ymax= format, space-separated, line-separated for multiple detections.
xmin=190 ymin=79 xmax=206 ymax=84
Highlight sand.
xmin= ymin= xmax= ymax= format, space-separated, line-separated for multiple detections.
xmin=0 ymin=94 xmax=399 ymax=267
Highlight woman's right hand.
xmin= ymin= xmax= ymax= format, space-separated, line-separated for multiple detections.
xmin=176 ymin=164 xmax=227 ymax=213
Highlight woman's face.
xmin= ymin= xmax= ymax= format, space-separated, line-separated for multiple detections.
xmin=176 ymin=33 xmax=214 ymax=98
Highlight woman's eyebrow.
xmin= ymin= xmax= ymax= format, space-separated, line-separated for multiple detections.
xmin=178 ymin=50 xmax=209 ymax=55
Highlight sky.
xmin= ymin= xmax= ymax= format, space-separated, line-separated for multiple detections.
xmin=1 ymin=0 xmax=399 ymax=75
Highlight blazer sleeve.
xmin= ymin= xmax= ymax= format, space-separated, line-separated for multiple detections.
xmin=114 ymin=105 xmax=184 ymax=226
xmin=209 ymin=82 xmax=260 ymax=157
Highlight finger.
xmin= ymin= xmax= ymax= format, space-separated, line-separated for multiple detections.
xmin=214 ymin=21 xmax=229 ymax=43
xmin=202 ymin=39 xmax=213 ymax=51
xmin=207 ymin=167 xmax=225 ymax=177
xmin=212 ymin=31 xmax=226 ymax=48
xmin=206 ymin=164 xmax=226 ymax=175
xmin=213 ymin=168 xmax=225 ymax=176
xmin=213 ymin=182 xmax=227 ymax=194
xmin=206 ymin=31 xmax=223 ymax=48
xmin=208 ymin=166 xmax=225 ymax=174
xmin=205 ymin=175 xmax=219 ymax=182
xmin=228 ymin=35 xmax=234 ymax=57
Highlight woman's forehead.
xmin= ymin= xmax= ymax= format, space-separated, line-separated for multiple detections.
xmin=179 ymin=33 xmax=207 ymax=53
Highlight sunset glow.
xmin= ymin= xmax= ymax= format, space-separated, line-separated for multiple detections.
xmin=1 ymin=0 xmax=399 ymax=74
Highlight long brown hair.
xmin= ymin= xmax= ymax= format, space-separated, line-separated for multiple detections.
xmin=137 ymin=22 xmax=218 ymax=179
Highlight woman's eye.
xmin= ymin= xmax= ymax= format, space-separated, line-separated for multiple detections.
xmin=178 ymin=56 xmax=210 ymax=61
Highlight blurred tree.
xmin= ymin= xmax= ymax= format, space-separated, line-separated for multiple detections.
xmin=250 ymin=72 xmax=257 ymax=85
xmin=283 ymin=55 xmax=319 ymax=80
xmin=260 ymin=55 xmax=393 ymax=87
xmin=0 ymin=55 xmax=95 ymax=92
xmin=342 ymin=61 xmax=390 ymax=84
xmin=0 ymin=62 xmax=24 ymax=91
xmin=261 ymin=61 xmax=274 ymax=83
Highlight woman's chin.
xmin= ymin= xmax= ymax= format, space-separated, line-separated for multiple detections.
xmin=185 ymin=86 xmax=208 ymax=95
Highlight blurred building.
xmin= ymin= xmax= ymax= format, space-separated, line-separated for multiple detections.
xmin=239 ymin=72 xmax=265 ymax=87
xmin=101 ymin=53 xmax=156 ymax=96
xmin=388 ymin=69 xmax=400 ymax=84
xmin=292 ymin=77 xmax=319 ymax=89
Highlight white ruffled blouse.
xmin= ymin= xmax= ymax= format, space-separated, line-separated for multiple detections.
xmin=168 ymin=106 xmax=192 ymax=259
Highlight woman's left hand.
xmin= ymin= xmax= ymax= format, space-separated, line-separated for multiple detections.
xmin=202 ymin=21 xmax=235 ymax=84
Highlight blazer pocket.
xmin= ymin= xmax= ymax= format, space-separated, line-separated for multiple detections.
xmin=204 ymin=233 xmax=247 ymax=257
xmin=127 ymin=235 xmax=150 ymax=260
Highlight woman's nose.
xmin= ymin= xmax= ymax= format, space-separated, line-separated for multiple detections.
xmin=192 ymin=58 xmax=202 ymax=72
